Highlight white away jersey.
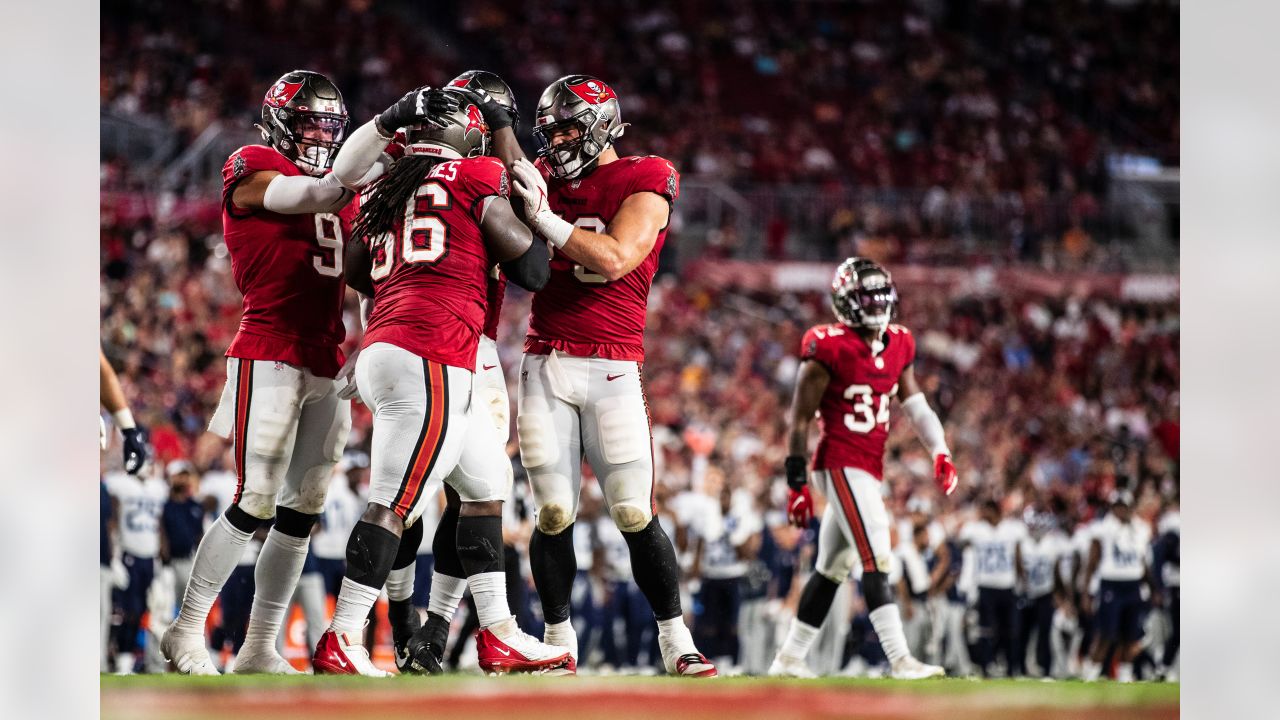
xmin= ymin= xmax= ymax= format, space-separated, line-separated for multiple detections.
xmin=960 ymin=518 xmax=1028 ymax=590
xmin=1093 ymin=514 xmax=1152 ymax=582
xmin=1021 ymin=530 xmax=1070 ymax=598
xmin=106 ymin=472 xmax=168 ymax=558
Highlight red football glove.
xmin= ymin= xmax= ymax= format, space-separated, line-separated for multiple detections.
xmin=787 ymin=485 xmax=814 ymax=528
xmin=934 ymin=453 xmax=958 ymax=496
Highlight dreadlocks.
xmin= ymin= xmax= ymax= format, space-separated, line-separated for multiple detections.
xmin=351 ymin=155 xmax=442 ymax=243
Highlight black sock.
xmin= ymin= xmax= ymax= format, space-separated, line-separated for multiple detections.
xmin=456 ymin=515 xmax=504 ymax=576
xmin=344 ymin=521 xmax=400 ymax=589
xmin=388 ymin=598 xmax=419 ymax=643
xmin=529 ymin=525 xmax=577 ymax=624
xmin=622 ymin=518 xmax=682 ymax=621
xmin=796 ymin=573 xmax=841 ymax=627
xmin=432 ymin=497 xmax=464 ymax=577
xmin=422 ymin=611 xmax=449 ymax=651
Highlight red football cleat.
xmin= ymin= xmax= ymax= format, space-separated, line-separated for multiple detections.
xmin=674 ymin=652 xmax=719 ymax=677
xmin=475 ymin=626 xmax=573 ymax=675
xmin=311 ymin=629 xmax=390 ymax=677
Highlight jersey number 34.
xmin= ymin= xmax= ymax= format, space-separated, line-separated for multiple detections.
xmin=843 ymin=383 xmax=897 ymax=434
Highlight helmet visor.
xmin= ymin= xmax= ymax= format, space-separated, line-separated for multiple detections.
xmin=293 ymin=114 xmax=347 ymax=149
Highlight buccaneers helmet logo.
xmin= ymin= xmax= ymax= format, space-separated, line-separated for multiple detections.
xmin=265 ymin=81 xmax=304 ymax=108
xmin=566 ymin=79 xmax=616 ymax=105
xmin=464 ymin=104 xmax=488 ymax=136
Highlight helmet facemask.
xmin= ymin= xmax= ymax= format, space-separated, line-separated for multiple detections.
xmin=831 ymin=260 xmax=899 ymax=335
xmin=289 ymin=114 xmax=348 ymax=176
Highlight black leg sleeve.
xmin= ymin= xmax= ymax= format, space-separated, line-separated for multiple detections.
xmin=530 ymin=525 xmax=577 ymax=624
xmin=621 ymin=518 xmax=683 ymax=621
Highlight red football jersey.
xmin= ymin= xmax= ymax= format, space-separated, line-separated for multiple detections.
xmin=801 ymin=323 xmax=917 ymax=479
xmin=525 ymin=155 xmax=680 ymax=361
xmin=361 ymin=156 xmax=509 ymax=371
xmin=221 ymin=145 xmax=355 ymax=378
xmin=483 ymin=269 xmax=507 ymax=341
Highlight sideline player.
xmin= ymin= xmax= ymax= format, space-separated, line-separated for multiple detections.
xmin=161 ymin=72 xmax=450 ymax=675
xmin=507 ymin=75 xmax=715 ymax=676
xmin=768 ymin=258 xmax=953 ymax=679
xmin=1081 ymin=490 xmax=1152 ymax=682
xmin=311 ymin=88 xmax=566 ymax=676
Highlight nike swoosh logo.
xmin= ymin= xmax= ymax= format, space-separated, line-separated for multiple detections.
xmin=495 ymin=647 xmax=511 ymax=656
xmin=337 ymin=657 xmax=348 ymax=668
xmin=606 ymin=374 xmax=624 ymax=382
xmin=483 ymin=364 xmax=497 ymax=371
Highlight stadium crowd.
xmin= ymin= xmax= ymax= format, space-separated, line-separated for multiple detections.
xmin=100 ymin=0 xmax=1179 ymax=681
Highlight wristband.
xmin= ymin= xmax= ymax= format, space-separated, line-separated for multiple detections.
xmin=784 ymin=455 xmax=808 ymax=491
xmin=112 ymin=408 xmax=136 ymax=430
xmin=535 ymin=210 xmax=574 ymax=249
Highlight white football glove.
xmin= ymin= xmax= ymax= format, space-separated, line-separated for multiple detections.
xmin=510 ymin=158 xmax=572 ymax=247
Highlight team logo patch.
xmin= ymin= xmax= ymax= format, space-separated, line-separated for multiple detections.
xmin=265 ymin=80 xmax=304 ymax=108
xmin=498 ymin=169 xmax=510 ymax=198
xmin=806 ymin=339 xmax=818 ymax=357
xmin=450 ymin=77 xmax=471 ymax=88
xmin=666 ymin=169 xmax=678 ymax=199
xmin=232 ymin=153 xmax=246 ymax=178
xmin=566 ymin=79 xmax=616 ymax=105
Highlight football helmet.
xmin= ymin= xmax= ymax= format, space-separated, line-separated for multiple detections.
xmin=401 ymin=87 xmax=491 ymax=160
xmin=831 ymin=257 xmax=899 ymax=332
xmin=449 ymin=70 xmax=520 ymax=129
xmin=257 ymin=70 xmax=350 ymax=177
xmin=532 ymin=75 xmax=627 ymax=179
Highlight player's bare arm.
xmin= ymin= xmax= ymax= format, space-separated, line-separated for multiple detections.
xmin=479 ymin=197 xmax=550 ymax=292
xmin=343 ymin=237 xmax=375 ymax=299
xmin=896 ymin=363 xmax=958 ymax=495
xmin=782 ymin=358 xmax=831 ymax=527
xmin=101 ymin=349 xmax=147 ymax=473
xmin=510 ymin=156 xmax=666 ymax=281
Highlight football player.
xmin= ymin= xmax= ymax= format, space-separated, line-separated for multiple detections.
xmin=1081 ymin=490 xmax=1152 ymax=682
xmin=506 ymin=75 xmax=715 ymax=676
xmin=959 ymin=500 xmax=1028 ymax=677
xmin=100 ymin=350 xmax=147 ymax=474
xmin=768 ymin=258 xmax=953 ymax=680
xmin=1019 ymin=509 xmax=1070 ymax=677
xmin=105 ymin=461 xmax=167 ymax=673
xmin=385 ymin=70 xmax=524 ymax=675
xmin=161 ymin=71 xmax=451 ymax=675
xmin=311 ymin=87 xmax=567 ymax=676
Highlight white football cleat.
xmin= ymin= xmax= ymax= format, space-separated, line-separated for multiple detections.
xmin=232 ymin=646 xmax=302 ymax=675
xmin=312 ymin=629 xmax=391 ymax=677
xmin=160 ymin=627 xmax=220 ymax=676
xmin=768 ymin=653 xmax=817 ymax=678
xmin=890 ymin=656 xmax=946 ymax=680
xmin=478 ymin=620 xmax=573 ymax=675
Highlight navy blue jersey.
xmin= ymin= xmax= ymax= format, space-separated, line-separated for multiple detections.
xmin=162 ymin=498 xmax=206 ymax=559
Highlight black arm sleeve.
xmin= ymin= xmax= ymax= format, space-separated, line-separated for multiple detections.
xmin=344 ymin=239 xmax=374 ymax=298
xmin=499 ymin=239 xmax=550 ymax=292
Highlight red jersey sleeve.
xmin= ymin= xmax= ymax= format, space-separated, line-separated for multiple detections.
xmin=222 ymin=145 xmax=296 ymax=217
xmin=625 ymin=156 xmax=680 ymax=204
xmin=385 ymin=132 xmax=407 ymax=161
xmin=887 ymin=324 xmax=916 ymax=364
xmin=460 ymin=156 xmax=510 ymax=223
xmin=800 ymin=326 xmax=838 ymax=370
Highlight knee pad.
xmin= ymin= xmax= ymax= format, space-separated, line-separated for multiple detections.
xmin=593 ymin=395 xmax=649 ymax=466
xmin=273 ymin=506 xmax=318 ymax=539
xmin=516 ymin=407 xmax=558 ymax=469
xmin=326 ymin=404 xmax=352 ymax=463
xmin=536 ymin=502 xmax=575 ymax=535
xmin=237 ymin=490 xmax=278 ymax=521
xmin=862 ymin=571 xmax=893 ymax=611
xmin=224 ymin=504 xmax=267 ymax=534
xmin=608 ymin=502 xmax=653 ymax=533
xmin=816 ymin=543 xmax=857 ymax=584
xmin=283 ymin=464 xmax=334 ymax=515
xmin=249 ymin=387 xmax=302 ymax=459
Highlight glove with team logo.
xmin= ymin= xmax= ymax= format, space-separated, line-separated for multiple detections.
xmin=784 ymin=455 xmax=813 ymax=528
xmin=510 ymin=158 xmax=573 ymax=248
xmin=934 ymin=453 xmax=958 ymax=496
xmin=121 ymin=427 xmax=148 ymax=475
xmin=376 ymin=86 xmax=459 ymax=136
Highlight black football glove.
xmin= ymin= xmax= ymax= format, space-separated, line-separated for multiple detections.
xmin=376 ymin=87 xmax=461 ymax=136
xmin=784 ymin=455 xmax=808 ymax=491
xmin=460 ymin=87 xmax=516 ymax=131
xmin=121 ymin=426 xmax=149 ymax=475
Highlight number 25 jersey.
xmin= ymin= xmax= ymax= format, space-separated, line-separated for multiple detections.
xmin=361 ymin=156 xmax=509 ymax=372
xmin=800 ymin=322 xmax=916 ymax=479
xmin=222 ymin=145 xmax=355 ymax=378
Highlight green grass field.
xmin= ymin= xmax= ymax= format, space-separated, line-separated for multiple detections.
xmin=102 ymin=673 xmax=1178 ymax=720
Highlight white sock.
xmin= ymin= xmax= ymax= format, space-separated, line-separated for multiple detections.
xmin=468 ymin=571 xmax=510 ymax=628
xmin=544 ymin=619 xmax=578 ymax=657
xmin=870 ymin=605 xmax=910 ymax=664
xmin=330 ymin=577 xmax=382 ymax=638
xmin=427 ymin=572 xmax=467 ymax=619
xmin=779 ymin=619 xmax=820 ymax=661
xmin=241 ymin=529 xmax=308 ymax=652
xmin=385 ymin=565 xmax=415 ymax=603
xmin=173 ymin=515 xmax=251 ymax=635
xmin=1117 ymin=662 xmax=1134 ymax=682
xmin=657 ymin=616 xmax=694 ymax=649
